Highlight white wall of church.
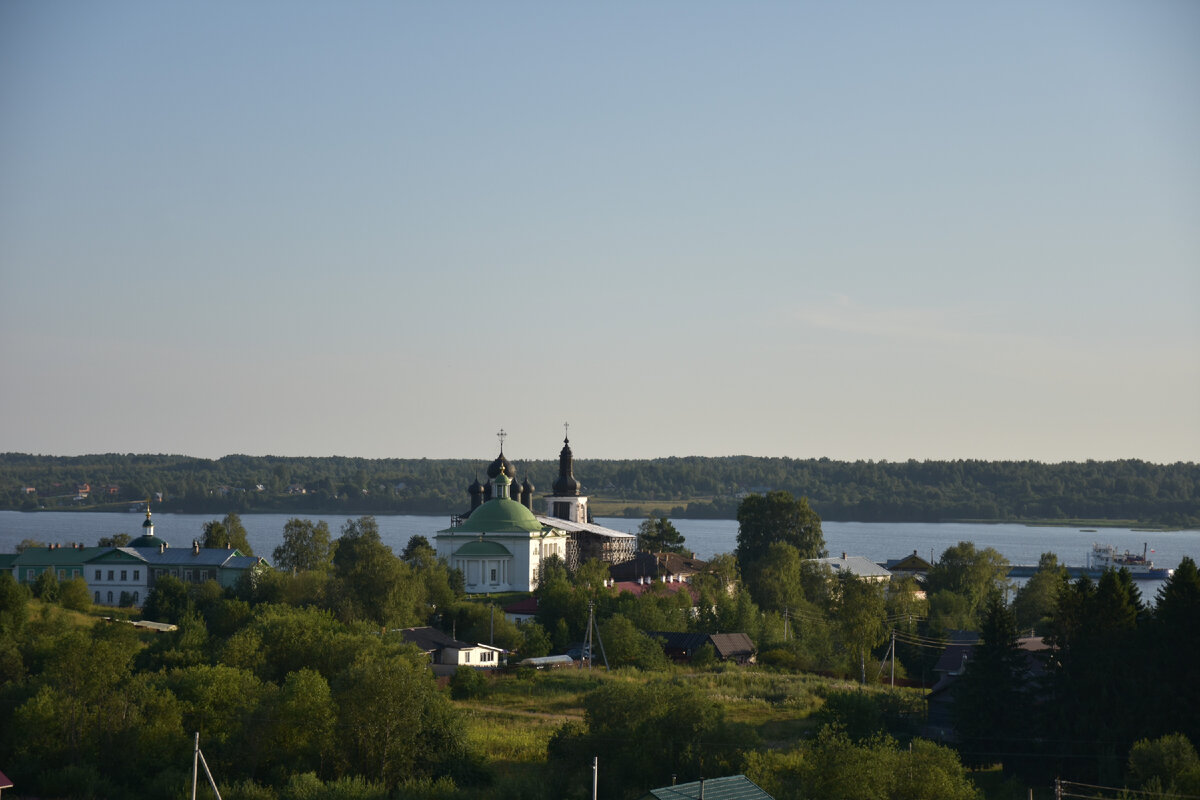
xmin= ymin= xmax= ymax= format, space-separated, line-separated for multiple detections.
xmin=436 ymin=530 xmax=567 ymax=594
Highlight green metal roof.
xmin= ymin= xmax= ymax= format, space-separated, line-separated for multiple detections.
xmin=452 ymin=540 xmax=513 ymax=558
xmin=447 ymin=498 xmax=545 ymax=534
xmin=642 ymin=776 xmax=774 ymax=800
xmin=12 ymin=546 xmax=108 ymax=566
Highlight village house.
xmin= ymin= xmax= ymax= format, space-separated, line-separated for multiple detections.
xmin=884 ymin=550 xmax=935 ymax=580
xmin=650 ymin=631 xmax=757 ymax=665
xmin=398 ymin=626 xmax=506 ymax=675
xmin=810 ymin=553 xmax=893 ymax=582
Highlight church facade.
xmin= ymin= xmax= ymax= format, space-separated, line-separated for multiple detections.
xmin=435 ymin=432 xmax=634 ymax=594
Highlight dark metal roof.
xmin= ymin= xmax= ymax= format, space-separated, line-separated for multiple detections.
xmin=650 ymin=632 xmax=756 ymax=660
xmin=642 ymin=775 xmax=773 ymax=800
xmin=399 ymin=626 xmax=473 ymax=653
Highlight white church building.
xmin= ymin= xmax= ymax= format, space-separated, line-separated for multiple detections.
xmin=435 ymin=431 xmax=634 ymax=593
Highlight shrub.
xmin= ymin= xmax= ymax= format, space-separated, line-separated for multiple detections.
xmin=450 ymin=666 xmax=488 ymax=700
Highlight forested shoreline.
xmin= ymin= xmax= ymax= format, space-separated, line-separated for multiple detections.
xmin=2 ymin=453 xmax=1197 ymax=527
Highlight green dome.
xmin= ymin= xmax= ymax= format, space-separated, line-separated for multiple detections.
xmin=453 ymin=540 xmax=513 ymax=557
xmin=453 ymin=498 xmax=544 ymax=534
xmin=129 ymin=533 xmax=165 ymax=548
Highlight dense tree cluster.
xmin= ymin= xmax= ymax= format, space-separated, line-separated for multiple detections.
xmin=2 ymin=453 xmax=1196 ymax=526
xmin=2 ymin=495 xmax=1197 ymax=800
xmin=950 ymin=558 xmax=1200 ymax=787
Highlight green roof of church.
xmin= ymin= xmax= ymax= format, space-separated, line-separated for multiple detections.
xmin=453 ymin=540 xmax=513 ymax=557
xmin=448 ymin=498 xmax=545 ymax=534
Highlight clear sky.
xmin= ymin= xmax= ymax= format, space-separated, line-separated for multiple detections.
xmin=1 ymin=2 xmax=1197 ymax=464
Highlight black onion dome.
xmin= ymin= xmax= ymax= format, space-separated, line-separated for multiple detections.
xmin=468 ymin=477 xmax=485 ymax=496
xmin=522 ymin=477 xmax=534 ymax=493
xmin=486 ymin=451 xmax=516 ymax=480
xmin=552 ymin=438 xmax=582 ymax=495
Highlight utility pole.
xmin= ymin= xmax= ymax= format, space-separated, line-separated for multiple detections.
xmin=192 ymin=732 xmax=223 ymax=800
xmin=592 ymin=756 xmax=598 ymax=800
xmin=890 ymin=628 xmax=896 ymax=687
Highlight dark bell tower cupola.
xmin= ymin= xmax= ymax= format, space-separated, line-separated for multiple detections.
xmin=552 ymin=434 xmax=581 ymax=496
xmin=546 ymin=424 xmax=588 ymax=523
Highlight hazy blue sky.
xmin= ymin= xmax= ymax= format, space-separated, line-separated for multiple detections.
xmin=2 ymin=2 xmax=1197 ymax=464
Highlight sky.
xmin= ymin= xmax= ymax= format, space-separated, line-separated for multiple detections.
xmin=1 ymin=2 xmax=1197 ymax=464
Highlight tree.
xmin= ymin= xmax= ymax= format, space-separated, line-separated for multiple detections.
xmin=329 ymin=517 xmax=423 ymax=627
xmin=1153 ymin=557 xmax=1200 ymax=743
xmin=98 ymin=533 xmax=131 ymax=547
xmin=15 ymin=538 xmax=45 ymax=553
xmin=32 ymin=569 xmax=60 ymax=602
xmin=637 ymin=516 xmax=687 ymax=554
xmin=1127 ymin=734 xmax=1200 ymax=797
xmin=925 ymin=541 xmax=1010 ymax=628
xmin=736 ymin=492 xmax=824 ymax=606
xmin=202 ymin=513 xmax=254 ymax=554
xmin=141 ymin=575 xmax=193 ymax=624
xmin=1012 ymin=552 xmax=1067 ymax=634
xmin=334 ymin=651 xmax=470 ymax=788
xmin=401 ymin=535 xmax=434 ymax=564
xmin=754 ymin=542 xmax=832 ymax=614
xmin=264 ymin=668 xmax=335 ymax=781
xmin=273 ymin=518 xmax=333 ymax=573
xmin=518 ymin=622 xmax=552 ymax=659
xmin=549 ymin=679 xmax=734 ymax=798
xmin=952 ymin=591 xmax=1029 ymax=770
xmin=59 ymin=577 xmax=92 ymax=611
xmin=599 ymin=614 xmax=669 ymax=670
xmin=832 ymin=572 xmax=887 ymax=683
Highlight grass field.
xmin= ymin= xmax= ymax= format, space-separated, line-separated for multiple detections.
xmin=455 ymin=664 xmax=1045 ymax=800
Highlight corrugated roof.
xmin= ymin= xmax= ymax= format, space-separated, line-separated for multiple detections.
xmin=642 ymin=775 xmax=773 ymax=800
xmin=120 ymin=547 xmax=247 ymax=567
xmin=534 ymin=516 xmax=635 ymax=538
xmin=810 ymin=555 xmax=892 ymax=579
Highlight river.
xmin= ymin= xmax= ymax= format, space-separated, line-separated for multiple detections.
xmin=2 ymin=511 xmax=1197 ymax=598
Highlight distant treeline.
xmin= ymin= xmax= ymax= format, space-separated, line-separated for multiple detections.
xmin=1 ymin=453 xmax=1197 ymax=527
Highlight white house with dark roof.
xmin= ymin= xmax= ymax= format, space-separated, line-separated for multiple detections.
xmin=399 ymin=626 xmax=506 ymax=669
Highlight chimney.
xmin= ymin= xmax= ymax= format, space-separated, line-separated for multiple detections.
xmin=159 ymin=542 xmax=166 ymax=554
xmin=192 ymin=540 xmax=200 ymax=555
xmin=842 ymin=552 xmax=847 ymax=560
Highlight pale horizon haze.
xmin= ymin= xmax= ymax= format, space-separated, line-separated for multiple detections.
xmin=1 ymin=2 xmax=1197 ymax=464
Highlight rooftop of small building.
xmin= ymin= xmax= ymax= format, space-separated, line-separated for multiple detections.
xmin=641 ymin=775 xmax=773 ymax=800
